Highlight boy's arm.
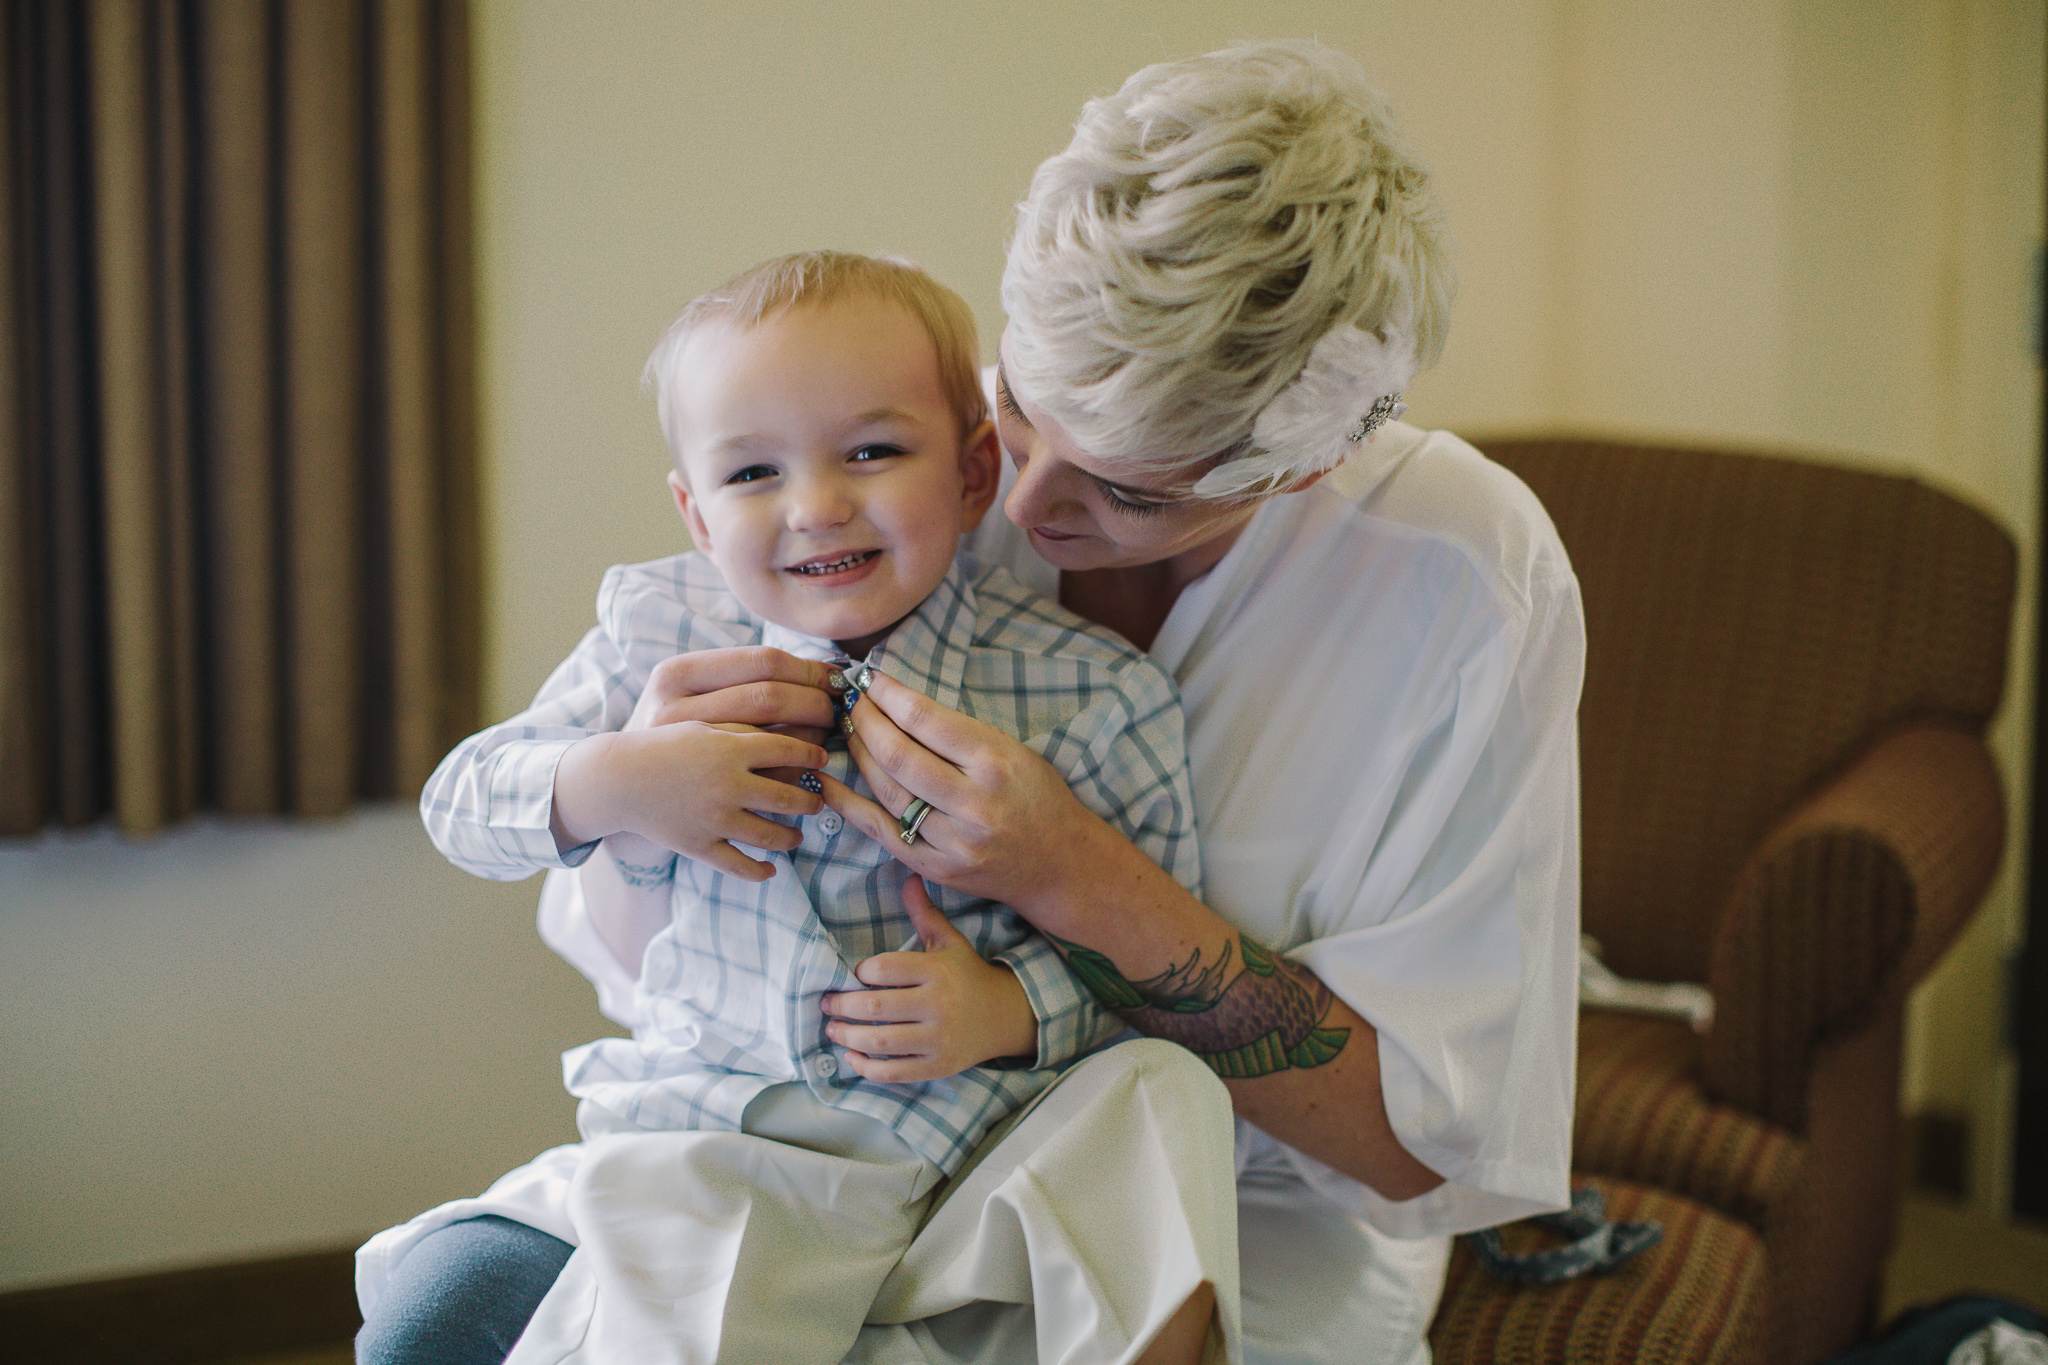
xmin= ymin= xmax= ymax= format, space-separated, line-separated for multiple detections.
xmin=991 ymin=931 xmax=1127 ymax=1068
xmin=420 ymin=624 xmax=646 ymax=881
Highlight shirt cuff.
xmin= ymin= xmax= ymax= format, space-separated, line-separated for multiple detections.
xmin=488 ymin=737 xmax=591 ymax=869
xmin=995 ymin=935 xmax=1121 ymax=1070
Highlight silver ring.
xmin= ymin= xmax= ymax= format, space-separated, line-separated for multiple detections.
xmin=898 ymin=797 xmax=933 ymax=845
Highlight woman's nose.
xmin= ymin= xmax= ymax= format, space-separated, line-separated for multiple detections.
xmin=1003 ymin=444 xmax=1067 ymax=527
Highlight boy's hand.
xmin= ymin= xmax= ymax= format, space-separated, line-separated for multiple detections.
xmin=553 ymin=722 xmax=827 ymax=881
xmin=627 ymin=646 xmax=839 ymax=748
xmin=820 ymin=876 xmax=1039 ymax=1082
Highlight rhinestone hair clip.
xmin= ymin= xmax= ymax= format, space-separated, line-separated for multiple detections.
xmin=1347 ymin=393 xmax=1409 ymax=443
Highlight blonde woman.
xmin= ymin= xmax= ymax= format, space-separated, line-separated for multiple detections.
xmin=828 ymin=38 xmax=1584 ymax=1364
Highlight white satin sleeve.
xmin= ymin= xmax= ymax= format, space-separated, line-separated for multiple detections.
xmin=1286 ymin=551 xmax=1582 ymax=1236
xmin=537 ymin=866 xmax=646 ymax=1029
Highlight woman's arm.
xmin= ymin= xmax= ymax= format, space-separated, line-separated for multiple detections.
xmin=579 ymin=832 xmax=677 ymax=978
xmin=826 ymin=674 xmax=1444 ymax=1200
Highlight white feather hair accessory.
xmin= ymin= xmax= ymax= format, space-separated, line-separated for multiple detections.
xmin=1190 ymin=321 xmax=1418 ymax=500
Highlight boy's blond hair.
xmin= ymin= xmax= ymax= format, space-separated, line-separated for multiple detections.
xmin=645 ymin=251 xmax=988 ymax=470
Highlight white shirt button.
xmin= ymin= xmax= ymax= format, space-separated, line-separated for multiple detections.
xmin=812 ymin=1053 xmax=838 ymax=1078
xmin=818 ymin=811 xmax=843 ymax=835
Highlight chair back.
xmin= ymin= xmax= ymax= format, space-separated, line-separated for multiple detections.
xmin=1480 ymin=437 xmax=2015 ymax=984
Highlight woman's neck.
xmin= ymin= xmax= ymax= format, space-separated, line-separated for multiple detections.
xmin=1059 ymin=524 xmax=1247 ymax=653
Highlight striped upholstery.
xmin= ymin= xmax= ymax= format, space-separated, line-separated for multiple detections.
xmin=1425 ymin=438 xmax=2015 ymax=1365
xmin=1485 ymin=439 xmax=2012 ymax=989
xmin=1430 ymin=1178 xmax=1768 ymax=1365
xmin=1573 ymin=1011 xmax=1800 ymax=1231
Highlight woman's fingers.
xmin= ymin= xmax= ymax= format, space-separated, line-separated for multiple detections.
xmin=860 ymin=672 xmax=997 ymax=769
xmin=839 ymin=720 xmax=918 ymax=811
xmin=812 ymin=770 xmax=957 ymax=880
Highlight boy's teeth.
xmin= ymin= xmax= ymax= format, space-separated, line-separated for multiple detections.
xmin=794 ymin=552 xmax=869 ymax=575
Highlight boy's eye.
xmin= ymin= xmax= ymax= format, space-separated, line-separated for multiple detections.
xmin=850 ymin=443 xmax=907 ymax=462
xmin=725 ymin=464 xmax=777 ymax=485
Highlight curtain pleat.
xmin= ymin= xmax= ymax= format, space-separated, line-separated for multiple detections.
xmin=0 ymin=0 xmax=476 ymax=836
xmin=279 ymin=0 xmax=366 ymax=819
xmin=194 ymin=0 xmax=280 ymax=816
xmin=0 ymin=4 xmax=35 ymax=835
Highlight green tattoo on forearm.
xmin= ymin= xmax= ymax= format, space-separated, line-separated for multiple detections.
xmin=1050 ymin=932 xmax=1350 ymax=1078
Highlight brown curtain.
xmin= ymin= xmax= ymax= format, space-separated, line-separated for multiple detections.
xmin=0 ymin=0 xmax=478 ymax=835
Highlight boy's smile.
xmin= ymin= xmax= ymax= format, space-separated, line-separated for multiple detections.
xmin=666 ymin=293 xmax=999 ymax=656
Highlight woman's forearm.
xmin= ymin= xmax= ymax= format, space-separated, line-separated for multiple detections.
xmin=831 ymin=671 xmax=1445 ymax=1198
xmin=1022 ymin=820 xmax=1443 ymax=1200
xmin=582 ymin=834 xmax=677 ymax=977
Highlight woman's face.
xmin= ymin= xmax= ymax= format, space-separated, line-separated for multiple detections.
xmin=994 ymin=340 xmax=1266 ymax=578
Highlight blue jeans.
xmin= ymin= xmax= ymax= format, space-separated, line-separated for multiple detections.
xmin=355 ymin=1215 xmax=572 ymax=1365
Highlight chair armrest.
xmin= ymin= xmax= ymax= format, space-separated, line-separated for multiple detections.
xmin=1700 ymin=725 xmax=2004 ymax=1132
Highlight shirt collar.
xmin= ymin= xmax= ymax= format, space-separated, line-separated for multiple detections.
xmin=757 ymin=559 xmax=976 ymax=715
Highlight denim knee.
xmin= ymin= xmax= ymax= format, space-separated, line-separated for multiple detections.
xmin=356 ymin=1215 xmax=572 ymax=1365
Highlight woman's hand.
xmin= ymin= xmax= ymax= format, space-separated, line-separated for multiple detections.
xmin=822 ymin=671 xmax=1125 ymax=920
xmin=819 ymin=877 xmax=1038 ymax=1082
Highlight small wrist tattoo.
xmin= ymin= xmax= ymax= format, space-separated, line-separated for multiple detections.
xmin=610 ymin=852 xmax=677 ymax=888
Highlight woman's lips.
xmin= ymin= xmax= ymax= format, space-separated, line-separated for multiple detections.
xmin=1028 ymin=526 xmax=1080 ymax=543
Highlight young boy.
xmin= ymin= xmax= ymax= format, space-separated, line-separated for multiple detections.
xmin=357 ymin=253 xmax=1210 ymax=1365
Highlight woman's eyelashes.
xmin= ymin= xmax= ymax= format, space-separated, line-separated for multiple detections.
xmin=1097 ymin=480 xmax=1170 ymax=517
xmin=997 ymin=380 xmax=1027 ymax=422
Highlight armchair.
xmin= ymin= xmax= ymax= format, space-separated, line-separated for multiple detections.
xmin=1427 ymin=438 xmax=2016 ymax=1365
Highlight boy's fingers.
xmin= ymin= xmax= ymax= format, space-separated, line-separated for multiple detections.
xmin=851 ymin=952 xmax=930 ymax=991
xmin=736 ymin=729 xmax=828 ymax=774
xmin=830 ymin=1022 xmax=925 ymax=1058
xmin=651 ymin=680 xmax=837 ymax=731
xmin=650 ymin=646 xmax=839 ymax=698
xmin=724 ymin=810 xmax=803 ymax=852
xmin=641 ymin=648 xmax=840 ymax=730
xmin=739 ymin=771 xmax=824 ymax=818
xmin=841 ymin=1052 xmax=941 ymax=1085
xmin=901 ymin=876 xmax=970 ymax=951
xmin=695 ymin=841 xmax=777 ymax=881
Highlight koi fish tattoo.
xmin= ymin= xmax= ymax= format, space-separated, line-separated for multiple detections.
xmin=1051 ymin=932 xmax=1351 ymax=1078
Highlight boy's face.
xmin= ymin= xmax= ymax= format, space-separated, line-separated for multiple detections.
xmin=667 ymin=293 xmax=999 ymax=656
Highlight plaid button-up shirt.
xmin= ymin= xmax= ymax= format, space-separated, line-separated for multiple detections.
xmin=420 ymin=552 xmax=1199 ymax=1174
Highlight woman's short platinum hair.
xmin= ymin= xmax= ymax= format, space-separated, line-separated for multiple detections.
xmin=646 ymin=251 xmax=988 ymax=471
xmin=1001 ymin=39 xmax=1452 ymax=495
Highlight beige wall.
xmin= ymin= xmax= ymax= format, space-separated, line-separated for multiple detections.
xmin=1 ymin=0 xmax=2039 ymax=1290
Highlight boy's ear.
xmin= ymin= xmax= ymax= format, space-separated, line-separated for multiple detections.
xmin=955 ymin=419 xmax=1001 ymax=532
xmin=668 ymin=469 xmax=713 ymax=551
